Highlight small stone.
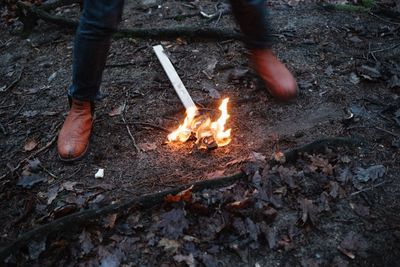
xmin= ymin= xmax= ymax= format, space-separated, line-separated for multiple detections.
xmin=95 ymin=168 xmax=104 ymax=179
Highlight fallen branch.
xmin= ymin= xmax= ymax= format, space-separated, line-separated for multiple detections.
xmin=16 ymin=2 xmax=243 ymax=41
xmin=281 ymin=136 xmax=364 ymax=163
xmin=0 ymin=172 xmax=245 ymax=261
xmin=0 ymin=136 xmax=362 ymax=260
xmin=349 ymin=181 xmax=386 ymax=197
xmin=40 ymin=0 xmax=81 ymax=11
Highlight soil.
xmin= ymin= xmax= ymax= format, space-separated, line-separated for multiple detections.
xmin=0 ymin=0 xmax=400 ymax=266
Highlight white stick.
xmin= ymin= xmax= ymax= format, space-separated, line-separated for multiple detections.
xmin=153 ymin=45 xmax=196 ymax=110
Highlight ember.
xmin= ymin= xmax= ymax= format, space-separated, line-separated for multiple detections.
xmin=168 ymin=98 xmax=232 ymax=149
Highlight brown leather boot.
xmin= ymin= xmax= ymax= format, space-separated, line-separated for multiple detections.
xmin=251 ymin=49 xmax=298 ymax=101
xmin=57 ymin=99 xmax=93 ymax=162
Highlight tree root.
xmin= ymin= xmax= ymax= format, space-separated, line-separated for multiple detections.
xmin=0 ymin=136 xmax=364 ymax=261
xmin=281 ymin=136 xmax=364 ymax=163
xmin=16 ymin=1 xmax=243 ymax=41
xmin=0 ymin=173 xmax=245 ymax=261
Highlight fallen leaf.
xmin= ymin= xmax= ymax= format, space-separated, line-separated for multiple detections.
xmin=62 ymin=181 xmax=77 ymax=191
xmin=337 ymin=167 xmax=352 ymax=184
xmin=388 ymin=75 xmax=400 ymax=89
xmin=338 ymin=231 xmax=368 ymax=259
xmin=262 ymin=205 xmax=278 ymax=223
xmin=17 ymin=174 xmax=46 ymax=188
xmin=349 ymin=73 xmax=360 ymax=85
xmin=137 ymin=142 xmax=157 ymax=152
xmin=273 ymin=151 xmax=286 ymax=163
xmin=108 ymin=104 xmax=126 ymax=117
xmin=299 ymin=198 xmax=318 ymax=226
xmin=28 ymin=238 xmax=46 ymax=260
xmin=79 ymin=230 xmax=94 ymax=255
xmin=309 ymin=155 xmax=333 ymax=175
xmin=325 ymin=65 xmax=334 ymax=76
xmin=329 ymin=181 xmax=340 ymax=198
xmin=27 ymin=158 xmax=41 ymax=172
xmin=158 ymin=238 xmax=180 ymax=253
xmin=24 ymin=139 xmax=38 ymax=151
xmin=52 ymin=204 xmax=77 ymax=219
xmin=358 ymin=65 xmax=382 ymax=81
xmin=103 ymin=213 xmax=118 ymax=229
xmin=225 ymin=198 xmax=253 ymax=210
xmin=246 ymin=217 xmax=259 ymax=241
xmin=157 ymin=208 xmax=188 ymax=239
xmin=99 ymin=247 xmax=124 ymax=267
xmin=173 ymin=254 xmax=195 ymax=267
xmin=47 ymin=186 xmax=59 ymax=205
xmin=250 ymin=151 xmax=267 ymax=164
xmin=350 ymin=203 xmax=370 ymax=217
xmin=164 ymin=185 xmax=193 ymax=203
xmin=259 ymin=222 xmax=276 ymax=249
xmin=355 ymin=165 xmax=385 ymax=182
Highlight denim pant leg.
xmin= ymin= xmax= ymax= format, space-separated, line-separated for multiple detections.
xmin=229 ymin=0 xmax=272 ymax=49
xmin=68 ymin=0 xmax=125 ymax=101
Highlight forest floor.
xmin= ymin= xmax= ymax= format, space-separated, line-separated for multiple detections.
xmin=0 ymin=0 xmax=400 ymax=266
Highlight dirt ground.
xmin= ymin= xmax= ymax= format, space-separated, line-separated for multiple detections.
xmin=0 ymin=0 xmax=400 ymax=266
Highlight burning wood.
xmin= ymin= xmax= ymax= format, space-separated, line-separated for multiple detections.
xmin=168 ymin=98 xmax=232 ymax=149
xmin=153 ymin=45 xmax=232 ymax=149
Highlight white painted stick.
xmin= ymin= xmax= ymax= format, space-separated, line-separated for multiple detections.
xmin=153 ymin=45 xmax=196 ymax=110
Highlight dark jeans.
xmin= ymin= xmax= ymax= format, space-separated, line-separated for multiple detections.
xmin=69 ymin=0 xmax=271 ymax=101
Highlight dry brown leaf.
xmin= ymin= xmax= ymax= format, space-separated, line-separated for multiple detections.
xmin=103 ymin=213 xmax=118 ymax=229
xmin=158 ymin=238 xmax=180 ymax=253
xmin=137 ymin=142 xmax=157 ymax=152
xmin=24 ymin=139 xmax=38 ymax=152
xmin=164 ymin=185 xmax=193 ymax=203
xmin=108 ymin=104 xmax=125 ymax=117
xmin=62 ymin=181 xmax=77 ymax=191
xmin=299 ymin=198 xmax=318 ymax=226
xmin=225 ymin=198 xmax=253 ymax=210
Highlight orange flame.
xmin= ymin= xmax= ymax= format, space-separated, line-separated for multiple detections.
xmin=168 ymin=98 xmax=232 ymax=148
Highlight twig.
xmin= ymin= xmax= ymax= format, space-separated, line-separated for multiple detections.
xmin=0 ymin=172 xmax=245 ymax=261
xmin=369 ymin=12 xmax=400 ymax=25
xmin=0 ymin=104 xmax=16 ymax=109
xmin=120 ymin=103 xmax=140 ymax=154
xmin=42 ymin=166 xmax=58 ymax=179
xmin=374 ymin=126 xmax=400 ymax=138
xmin=122 ymin=121 xmax=171 ymax=133
xmin=369 ymin=43 xmax=400 ymax=54
xmin=349 ymin=181 xmax=386 ymax=196
xmin=279 ymin=137 xmax=364 ymax=163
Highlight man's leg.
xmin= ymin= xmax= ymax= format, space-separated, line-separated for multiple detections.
xmin=57 ymin=0 xmax=124 ymax=161
xmin=229 ymin=0 xmax=297 ymax=101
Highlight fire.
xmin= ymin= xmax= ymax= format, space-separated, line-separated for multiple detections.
xmin=168 ymin=98 xmax=232 ymax=148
